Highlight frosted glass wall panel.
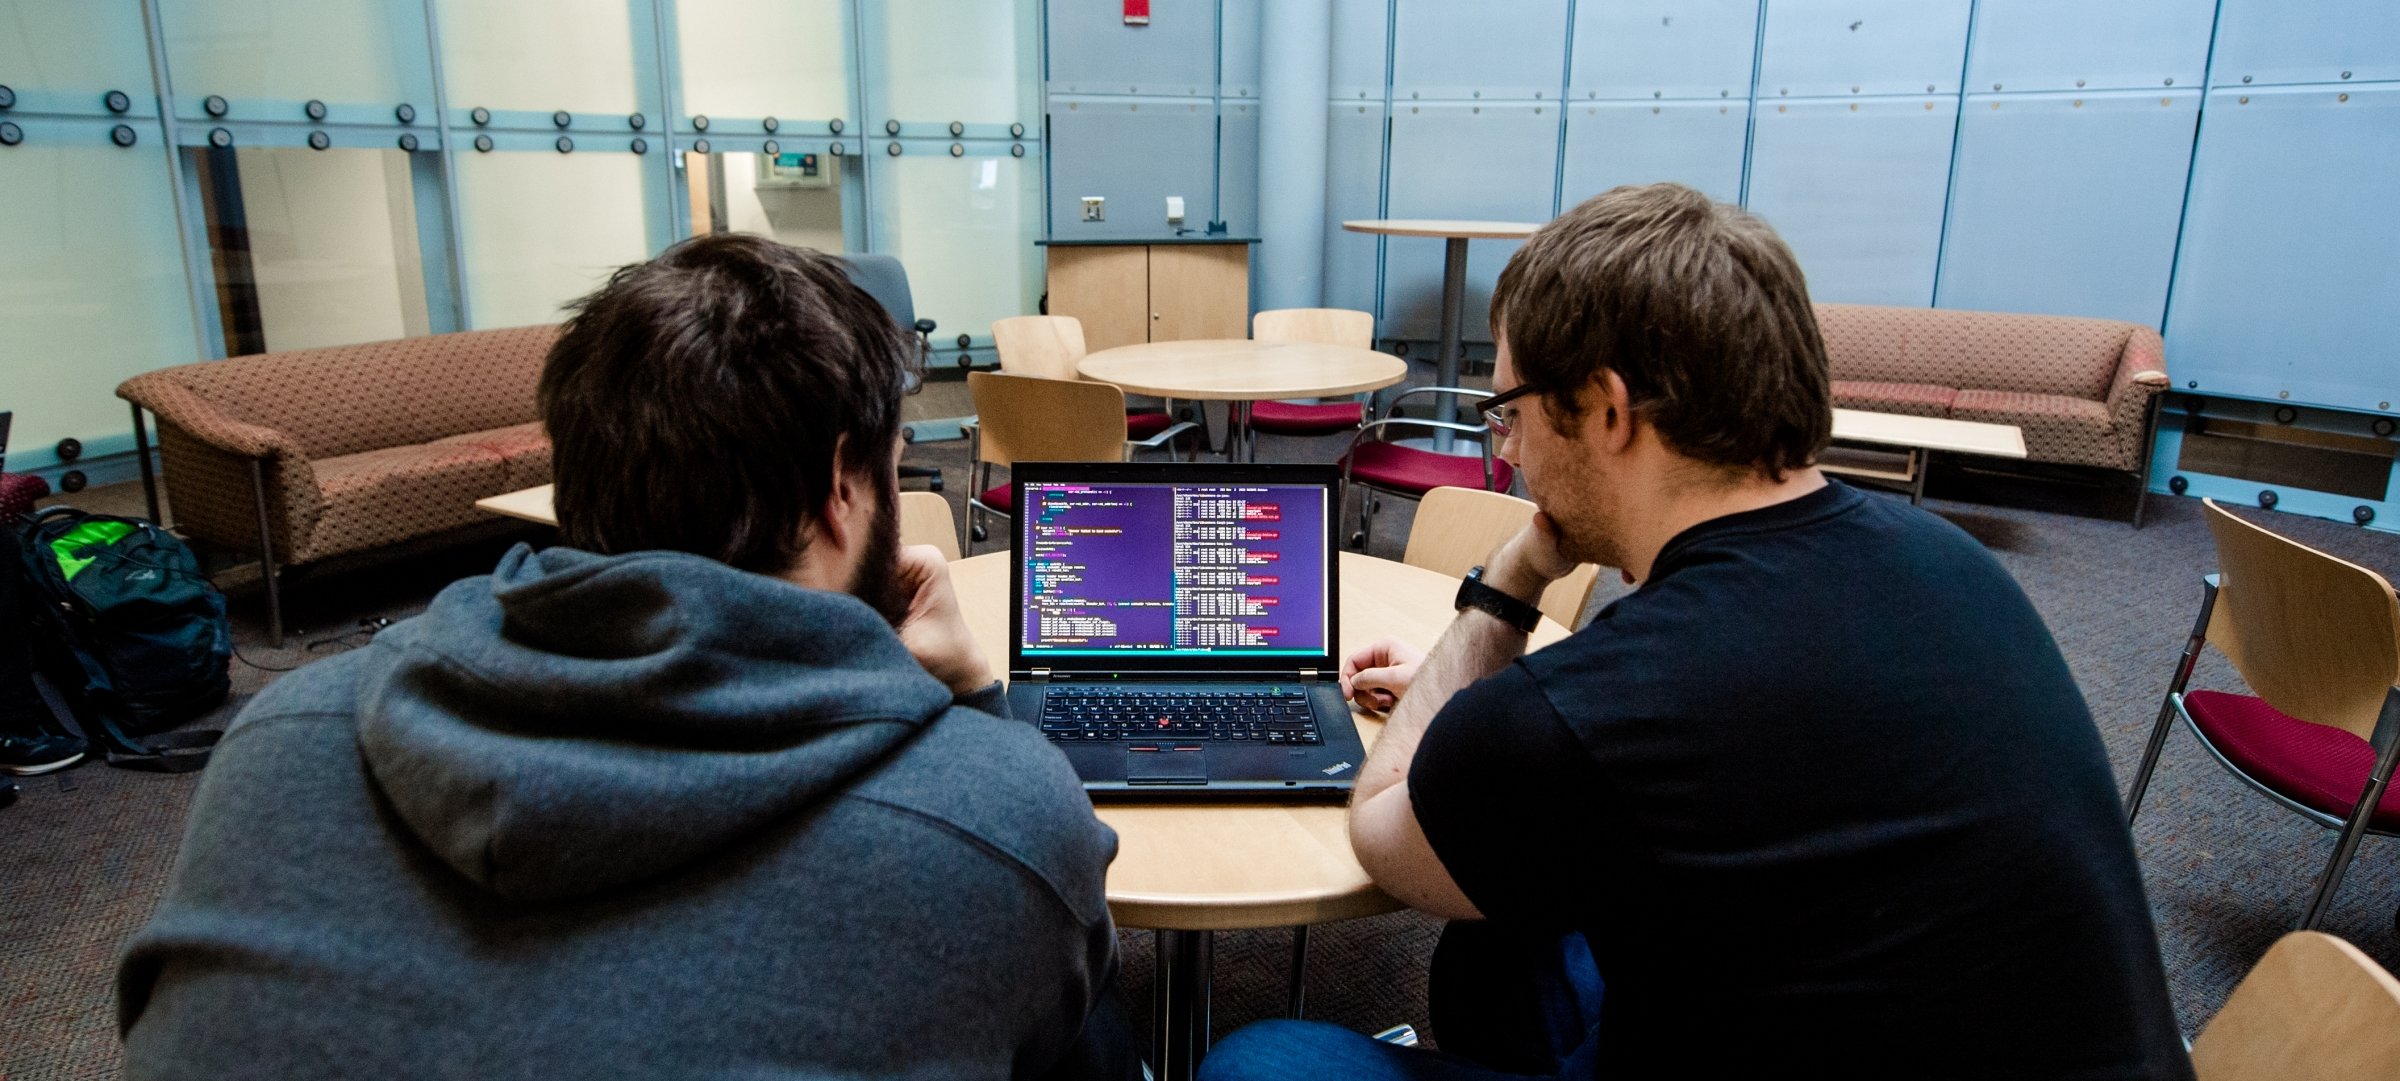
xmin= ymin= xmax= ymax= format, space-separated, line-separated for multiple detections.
xmin=1045 ymin=0 xmax=1218 ymax=95
xmin=232 ymin=148 xmax=425 ymax=350
xmin=1757 ymin=0 xmax=1971 ymax=97
xmin=1964 ymin=0 xmax=2213 ymax=93
xmin=678 ymin=0 xmax=847 ymax=123
xmin=716 ymin=152 xmax=846 ymax=252
xmin=1322 ymin=103 xmax=1386 ymax=318
xmin=874 ymin=0 xmax=1036 ymax=125
xmin=162 ymin=0 xmax=426 ymax=108
xmin=1221 ymin=0 xmax=1260 ymax=97
xmin=2165 ymin=86 xmax=2400 ymax=411
xmin=0 ymin=144 xmax=197 ymax=462
xmin=1569 ymin=0 xmax=1760 ymax=101
xmin=1219 ymin=101 xmax=1259 ymax=236
xmin=1560 ymin=101 xmax=1748 ymax=207
xmin=872 ymin=155 xmax=1042 ymax=343
xmin=1045 ymin=98 xmax=1217 ymax=241
xmin=1937 ymin=92 xmax=2198 ymax=327
xmin=437 ymin=0 xmax=638 ymax=115
xmin=1330 ymin=0 xmax=1392 ymax=100
xmin=1391 ymin=0 xmax=1570 ymax=100
xmin=0 ymin=2 xmax=155 ymax=103
xmin=1382 ymin=102 xmax=1558 ymax=341
xmin=455 ymin=151 xmax=649 ymax=329
xmin=1745 ymin=98 xmax=1958 ymax=307
xmin=2209 ymin=0 xmax=2400 ymax=87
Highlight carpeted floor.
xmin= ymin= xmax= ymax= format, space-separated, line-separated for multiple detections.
xmin=7 ymin=386 xmax=2400 ymax=1079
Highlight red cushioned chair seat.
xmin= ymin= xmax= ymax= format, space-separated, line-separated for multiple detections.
xmin=2185 ymin=689 xmax=2400 ymax=829
xmin=1127 ymin=411 xmax=1177 ymax=440
xmin=1341 ymin=440 xmax=1513 ymax=496
xmin=976 ymin=484 xmax=1014 ymax=513
xmin=0 ymin=473 xmax=51 ymax=522
xmin=1250 ymin=400 xmax=1365 ymax=435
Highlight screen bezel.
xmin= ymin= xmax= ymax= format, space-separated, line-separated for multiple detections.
xmin=1009 ymin=461 xmax=1343 ymax=675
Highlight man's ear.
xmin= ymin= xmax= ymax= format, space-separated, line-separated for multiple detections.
xmin=1591 ymin=370 xmax=1636 ymax=454
xmin=816 ymin=434 xmax=860 ymax=551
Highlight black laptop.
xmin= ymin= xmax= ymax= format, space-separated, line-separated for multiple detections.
xmin=1006 ymin=461 xmax=1367 ymax=800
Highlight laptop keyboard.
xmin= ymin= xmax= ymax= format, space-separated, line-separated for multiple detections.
xmin=1039 ymin=687 xmax=1322 ymax=745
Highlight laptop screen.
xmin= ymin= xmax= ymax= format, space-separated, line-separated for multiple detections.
xmin=1018 ymin=476 xmax=1331 ymax=659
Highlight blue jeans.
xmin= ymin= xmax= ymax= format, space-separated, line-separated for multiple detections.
xmin=1199 ymin=924 xmax=1603 ymax=1081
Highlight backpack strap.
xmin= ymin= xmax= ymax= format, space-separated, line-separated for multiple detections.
xmin=68 ymin=701 xmax=218 ymax=773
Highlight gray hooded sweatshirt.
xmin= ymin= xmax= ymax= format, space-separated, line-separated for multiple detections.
xmin=119 ymin=545 xmax=1127 ymax=1080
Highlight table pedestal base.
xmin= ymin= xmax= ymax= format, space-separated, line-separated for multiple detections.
xmin=1152 ymin=929 xmax=1214 ymax=1081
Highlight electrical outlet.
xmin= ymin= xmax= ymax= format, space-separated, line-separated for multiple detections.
xmin=1166 ymin=195 xmax=1185 ymax=224
xmin=1080 ymin=196 xmax=1105 ymax=222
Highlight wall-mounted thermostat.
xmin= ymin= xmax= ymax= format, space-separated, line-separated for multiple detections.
xmin=755 ymin=149 xmax=834 ymax=189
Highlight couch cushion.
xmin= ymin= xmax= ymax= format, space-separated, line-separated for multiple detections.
xmin=1817 ymin=305 xmax=2128 ymax=400
xmin=299 ymin=443 xmax=510 ymax=563
xmin=1949 ymin=390 xmax=2120 ymax=471
xmin=1830 ymin=380 xmax=1956 ymax=419
xmin=435 ymin=422 xmax=553 ymax=491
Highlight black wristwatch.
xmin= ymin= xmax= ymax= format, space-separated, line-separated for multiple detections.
xmin=1455 ymin=565 xmax=1543 ymax=633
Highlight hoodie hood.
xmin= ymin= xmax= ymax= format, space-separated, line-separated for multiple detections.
xmin=353 ymin=544 xmax=953 ymax=903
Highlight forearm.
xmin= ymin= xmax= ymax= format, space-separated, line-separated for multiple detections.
xmin=1352 ymin=552 xmax=1549 ymax=805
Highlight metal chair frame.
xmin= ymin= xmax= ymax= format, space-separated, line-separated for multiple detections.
xmin=1337 ymin=386 xmax=1505 ymax=551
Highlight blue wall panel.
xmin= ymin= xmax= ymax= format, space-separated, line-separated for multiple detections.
xmin=1390 ymin=0 xmax=1570 ymax=100
xmin=2165 ymin=85 xmax=2400 ymax=411
xmin=1569 ymin=0 xmax=1761 ymax=101
xmin=1964 ymin=0 xmax=2214 ymax=93
xmin=1757 ymin=0 xmax=1972 ymax=97
xmin=1045 ymin=97 xmax=1219 ymax=240
xmin=1220 ymin=0 xmax=1260 ymax=97
xmin=1560 ymin=100 xmax=1749 ymax=206
xmin=1745 ymin=97 xmax=1957 ymax=306
xmin=1323 ymin=102 xmax=1387 ymax=318
xmin=1218 ymin=99 xmax=1259 ymax=234
xmin=1936 ymin=90 xmax=2198 ymax=326
xmin=1382 ymin=102 xmax=1559 ymax=341
xmin=1331 ymin=0 xmax=1392 ymax=101
xmin=2208 ymin=0 xmax=2400 ymax=88
xmin=1045 ymin=0 xmax=1219 ymax=95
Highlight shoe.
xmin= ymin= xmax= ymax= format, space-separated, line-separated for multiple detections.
xmin=0 ymin=731 xmax=87 ymax=775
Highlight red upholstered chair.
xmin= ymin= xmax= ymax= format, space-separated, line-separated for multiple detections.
xmin=1245 ymin=309 xmax=1378 ymax=453
xmin=991 ymin=315 xmax=1194 ymax=457
xmin=0 ymin=413 xmax=53 ymax=522
xmin=1336 ymin=387 xmax=1512 ymax=551
xmin=2125 ymin=498 xmax=2400 ymax=930
xmin=961 ymin=372 xmax=1195 ymax=553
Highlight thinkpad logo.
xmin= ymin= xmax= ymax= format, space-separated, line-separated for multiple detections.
xmin=1321 ymin=761 xmax=1353 ymax=776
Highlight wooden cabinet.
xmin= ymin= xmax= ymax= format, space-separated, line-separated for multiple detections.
xmin=1043 ymin=239 xmax=1254 ymax=353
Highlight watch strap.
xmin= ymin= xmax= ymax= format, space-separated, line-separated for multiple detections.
xmin=1455 ymin=565 xmax=1543 ymax=633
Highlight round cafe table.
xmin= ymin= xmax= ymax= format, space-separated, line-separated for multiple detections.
xmin=1341 ymin=220 xmax=1541 ymax=453
xmin=1077 ymin=339 xmax=1405 ymax=462
xmin=947 ymin=550 xmax=1570 ymax=1080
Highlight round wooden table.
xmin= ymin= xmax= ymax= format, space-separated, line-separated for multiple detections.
xmin=1342 ymin=219 xmax=1542 ymax=452
xmin=1077 ymin=339 xmax=1406 ymax=462
xmin=948 ymin=550 xmax=1570 ymax=1079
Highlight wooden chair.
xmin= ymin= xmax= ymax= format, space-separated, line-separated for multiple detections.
xmin=2188 ymin=931 xmax=2400 ymax=1080
xmin=962 ymin=372 xmax=1194 ymax=553
xmin=1245 ymin=309 xmax=1377 ymax=454
xmin=898 ymin=490 xmax=961 ymax=561
xmin=1405 ymin=486 xmax=1599 ymax=630
xmin=1337 ymin=387 xmax=1512 ymax=552
xmin=2125 ymin=498 xmax=2400 ymax=930
xmin=991 ymin=315 xmax=1192 ymax=456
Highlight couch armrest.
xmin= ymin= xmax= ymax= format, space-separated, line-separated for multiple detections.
xmin=118 ymin=370 xmax=310 ymax=463
xmin=121 ymin=370 xmax=325 ymax=556
xmin=2103 ymin=326 xmax=2170 ymax=471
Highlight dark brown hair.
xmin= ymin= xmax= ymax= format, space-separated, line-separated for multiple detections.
xmin=1490 ymin=182 xmax=1831 ymax=479
xmin=538 ymin=233 xmax=920 ymax=574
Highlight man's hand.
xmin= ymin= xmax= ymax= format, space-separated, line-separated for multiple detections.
xmin=892 ymin=545 xmax=993 ymax=695
xmin=1340 ymin=637 xmax=1425 ymax=713
xmin=1487 ymin=511 xmax=1576 ymax=601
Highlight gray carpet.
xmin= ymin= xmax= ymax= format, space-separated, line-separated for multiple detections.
xmin=7 ymin=391 xmax=2400 ymax=1079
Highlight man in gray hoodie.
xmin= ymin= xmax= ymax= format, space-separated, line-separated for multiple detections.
xmin=117 ymin=234 xmax=1136 ymax=1080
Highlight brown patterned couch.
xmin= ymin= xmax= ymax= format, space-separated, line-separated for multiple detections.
xmin=117 ymin=325 xmax=559 ymax=643
xmin=1816 ymin=304 xmax=2170 ymax=523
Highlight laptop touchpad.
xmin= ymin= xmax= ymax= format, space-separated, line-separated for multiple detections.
xmin=1127 ymin=748 xmax=1208 ymax=785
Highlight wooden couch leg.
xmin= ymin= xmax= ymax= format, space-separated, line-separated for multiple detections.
xmin=249 ymin=459 xmax=285 ymax=648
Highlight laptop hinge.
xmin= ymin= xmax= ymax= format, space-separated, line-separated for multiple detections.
xmin=1297 ymin=669 xmax=1321 ymax=683
xmin=1021 ymin=668 xmax=1052 ymax=683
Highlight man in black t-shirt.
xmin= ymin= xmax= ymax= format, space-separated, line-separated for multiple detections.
xmin=1200 ymin=184 xmax=2191 ymax=1081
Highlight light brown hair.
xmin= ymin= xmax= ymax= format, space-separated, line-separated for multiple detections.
xmin=1491 ymin=182 xmax=1832 ymax=479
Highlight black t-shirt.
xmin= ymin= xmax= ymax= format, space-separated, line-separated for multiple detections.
xmin=1411 ymin=481 xmax=2192 ymax=1080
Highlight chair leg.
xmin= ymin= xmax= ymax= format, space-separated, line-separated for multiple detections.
xmin=248 ymin=458 xmax=285 ymax=649
xmin=2124 ymin=695 xmax=2181 ymax=826
xmin=2302 ymin=691 xmax=2400 ymax=930
xmin=2130 ymin=394 xmax=2162 ymax=529
xmin=130 ymin=405 xmax=162 ymax=524
xmin=2129 ymin=579 xmax=2220 ymax=823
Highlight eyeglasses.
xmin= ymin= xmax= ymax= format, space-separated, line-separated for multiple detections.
xmin=1479 ymin=384 xmax=1535 ymax=438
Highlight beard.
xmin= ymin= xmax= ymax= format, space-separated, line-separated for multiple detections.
xmin=847 ymin=475 xmax=911 ymax=627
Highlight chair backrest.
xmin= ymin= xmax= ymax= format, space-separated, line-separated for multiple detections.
xmin=1254 ymin=308 xmax=1373 ymax=350
xmin=992 ymin=315 xmax=1088 ymax=381
xmin=837 ymin=253 xmax=919 ymax=334
xmin=966 ymin=371 xmax=1129 ymax=468
xmin=2190 ymin=931 xmax=2400 ymax=1081
xmin=1404 ymin=486 xmax=1600 ymax=630
xmin=898 ymin=490 xmax=961 ymax=561
xmin=2201 ymin=499 xmax=2400 ymax=744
